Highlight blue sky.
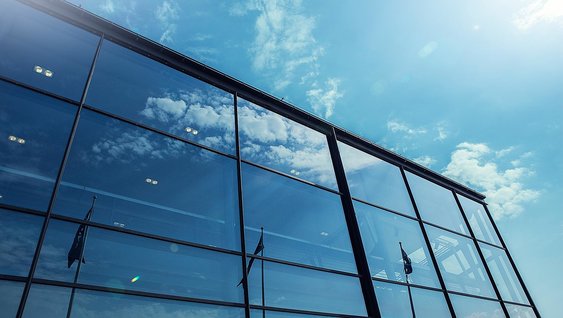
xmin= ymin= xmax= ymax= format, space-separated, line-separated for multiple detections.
xmin=70 ymin=0 xmax=563 ymax=316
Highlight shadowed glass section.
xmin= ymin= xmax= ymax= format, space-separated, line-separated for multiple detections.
xmin=480 ymin=243 xmax=529 ymax=304
xmin=373 ymin=281 xmax=451 ymax=318
xmin=405 ymin=172 xmax=469 ymax=235
xmin=458 ymin=195 xmax=501 ymax=246
xmin=0 ymin=209 xmax=43 ymax=276
xmin=0 ymin=81 xmax=76 ymax=211
xmin=53 ymin=109 xmax=239 ymax=251
xmin=248 ymin=260 xmax=366 ymax=316
xmin=338 ymin=141 xmax=415 ymax=216
xmin=0 ymin=280 xmax=25 ymax=318
xmin=238 ymin=99 xmax=336 ymax=189
xmin=449 ymin=294 xmax=505 ymax=318
xmin=22 ymin=284 xmax=71 ymax=318
xmin=505 ymin=304 xmax=537 ymax=318
xmin=250 ymin=310 xmax=337 ymax=318
xmin=0 ymin=0 xmax=99 ymax=101
xmin=426 ymin=225 xmax=496 ymax=297
xmin=242 ymin=163 xmax=356 ymax=273
xmin=71 ymin=289 xmax=245 ymax=318
xmin=86 ymin=40 xmax=235 ymax=154
xmin=354 ymin=201 xmax=440 ymax=288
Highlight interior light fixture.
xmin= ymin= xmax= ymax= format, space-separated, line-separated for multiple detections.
xmin=34 ymin=65 xmax=43 ymax=73
xmin=320 ymin=232 xmax=329 ymax=236
xmin=145 ymin=178 xmax=152 ymax=183
xmin=192 ymin=129 xmax=198 ymax=135
xmin=151 ymin=180 xmax=158 ymax=185
xmin=8 ymin=135 xmax=17 ymax=142
xmin=185 ymin=127 xmax=192 ymax=133
xmin=145 ymin=178 xmax=158 ymax=185
xmin=33 ymin=65 xmax=54 ymax=78
xmin=44 ymin=70 xmax=53 ymax=77
xmin=17 ymin=138 xmax=25 ymax=144
xmin=8 ymin=135 xmax=25 ymax=144
xmin=185 ymin=127 xmax=199 ymax=135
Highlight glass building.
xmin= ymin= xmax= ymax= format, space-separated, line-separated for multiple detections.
xmin=0 ymin=0 xmax=539 ymax=317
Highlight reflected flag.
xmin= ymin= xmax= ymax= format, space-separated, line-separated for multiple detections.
xmin=400 ymin=242 xmax=413 ymax=275
xmin=67 ymin=199 xmax=95 ymax=268
xmin=238 ymin=230 xmax=264 ymax=286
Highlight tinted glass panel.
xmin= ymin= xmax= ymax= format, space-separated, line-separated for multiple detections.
xmin=411 ymin=287 xmax=451 ymax=317
xmin=450 ymin=294 xmax=505 ymax=318
xmin=0 ymin=209 xmax=43 ymax=276
xmin=22 ymin=284 xmax=71 ymax=318
xmin=248 ymin=260 xmax=365 ymax=316
xmin=53 ymin=109 xmax=239 ymax=251
xmin=0 ymin=0 xmax=99 ymax=101
xmin=406 ymin=172 xmax=469 ymax=235
xmin=426 ymin=226 xmax=496 ymax=297
xmin=355 ymin=202 xmax=439 ymax=288
xmin=338 ymin=142 xmax=414 ymax=216
xmin=480 ymin=243 xmax=529 ymax=304
xmin=0 ymin=81 xmax=76 ymax=211
xmin=71 ymin=289 xmax=245 ymax=318
xmin=250 ymin=310 xmax=334 ymax=318
xmin=243 ymin=164 xmax=355 ymax=273
xmin=505 ymin=304 xmax=537 ymax=318
xmin=238 ymin=99 xmax=336 ymax=189
xmin=86 ymin=40 xmax=235 ymax=154
xmin=458 ymin=195 xmax=501 ymax=246
xmin=0 ymin=280 xmax=24 ymax=318
xmin=374 ymin=281 xmax=450 ymax=318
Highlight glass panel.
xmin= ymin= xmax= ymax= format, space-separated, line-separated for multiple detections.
xmin=355 ymin=201 xmax=440 ymax=288
xmin=22 ymin=284 xmax=71 ymax=318
xmin=248 ymin=260 xmax=365 ymax=316
xmin=338 ymin=141 xmax=415 ymax=216
xmin=505 ymin=304 xmax=537 ymax=318
xmin=243 ymin=163 xmax=355 ymax=273
xmin=373 ymin=281 xmax=451 ymax=318
xmin=411 ymin=287 xmax=451 ymax=318
xmin=450 ymin=294 xmax=505 ymax=318
xmin=458 ymin=195 xmax=501 ymax=246
xmin=250 ymin=310 xmax=334 ymax=318
xmin=0 ymin=209 xmax=43 ymax=276
xmin=53 ymin=109 xmax=239 ymax=251
xmin=0 ymin=81 xmax=76 ymax=211
xmin=86 ymin=40 xmax=235 ymax=154
xmin=426 ymin=225 xmax=496 ymax=297
xmin=71 ymin=289 xmax=245 ymax=318
xmin=480 ymin=243 xmax=529 ymax=304
xmin=405 ymin=172 xmax=469 ymax=235
xmin=238 ymin=98 xmax=336 ymax=189
xmin=35 ymin=220 xmax=81 ymax=282
xmin=0 ymin=280 xmax=24 ymax=318
xmin=0 ymin=0 xmax=99 ymax=101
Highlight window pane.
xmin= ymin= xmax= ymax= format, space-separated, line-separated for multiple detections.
xmin=450 ymin=294 xmax=505 ymax=318
xmin=248 ymin=260 xmax=366 ymax=316
xmin=338 ymin=142 xmax=414 ymax=216
xmin=238 ymin=99 xmax=336 ymax=189
xmin=411 ymin=287 xmax=451 ymax=318
xmin=22 ymin=284 xmax=71 ymax=318
xmin=480 ymin=243 xmax=529 ymax=304
xmin=35 ymin=220 xmax=81 ymax=282
xmin=250 ymin=310 xmax=335 ymax=318
xmin=53 ymin=110 xmax=239 ymax=251
xmin=505 ymin=304 xmax=537 ymax=318
xmin=71 ymin=289 xmax=245 ymax=318
xmin=355 ymin=202 xmax=440 ymax=288
xmin=0 ymin=0 xmax=99 ymax=101
xmin=86 ymin=40 xmax=235 ymax=154
xmin=0 ymin=280 xmax=24 ymax=318
xmin=243 ymin=164 xmax=355 ymax=273
xmin=0 ymin=81 xmax=76 ymax=211
xmin=0 ymin=209 xmax=43 ymax=276
xmin=406 ymin=172 xmax=469 ymax=235
xmin=373 ymin=281 xmax=451 ymax=318
xmin=458 ymin=195 xmax=501 ymax=246
xmin=426 ymin=226 xmax=496 ymax=297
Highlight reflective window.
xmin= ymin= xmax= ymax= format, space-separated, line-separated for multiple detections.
xmin=505 ymin=304 xmax=537 ymax=318
xmin=248 ymin=260 xmax=366 ymax=316
xmin=0 ymin=0 xmax=99 ymax=101
xmin=243 ymin=163 xmax=355 ymax=273
xmin=338 ymin=141 xmax=414 ymax=216
xmin=458 ymin=195 xmax=501 ymax=246
xmin=411 ymin=287 xmax=451 ymax=318
xmin=238 ymin=99 xmax=337 ymax=189
xmin=406 ymin=172 xmax=469 ymax=235
xmin=53 ymin=109 xmax=239 ymax=251
xmin=0 ymin=81 xmax=76 ymax=211
xmin=0 ymin=280 xmax=24 ymax=318
xmin=450 ymin=294 xmax=505 ymax=318
xmin=71 ymin=289 xmax=245 ymax=318
xmin=22 ymin=284 xmax=71 ymax=318
xmin=480 ymin=243 xmax=529 ymax=304
xmin=426 ymin=226 xmax=496 ymax=297
xmin=0 ymin=209 xmax=43 ymax=276
xmin=374 ymin=281 xmax=450 ymax=318
xmin=250 ymin=310 xmax=334 ymax=318
xmin=86 ymin=40 xmax=235 ymax=154
xmin=354 ymin=202 xmax=440 ymax=288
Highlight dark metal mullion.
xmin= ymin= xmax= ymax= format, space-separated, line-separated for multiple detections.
xmin=447 ymin=289 xmax=507 ymax=303
xmin=351 ymin=197 xmax=419 ymax=222
xmin=503 ymin=299 xmax=536 ymax=307
xmin=326 ymin=128 xmax=381 ymax=318
xmin=476 ymin=237 xmax=504 ymax=250
xmin=0 ymin=275 xmax=28 ymax=283
xmin=371 ymin=276 xmax=443 ymax=293
xmin=248 ymin=304 xmax=368 ymax=318
xmin=246 ymin=254 xmax=359 ymax=278
xmin=400 ymin=167 xmax=457 ymax=318
xmin=420 ymin=219 xmax=475 ymax=241
xmin=0 ymin=203 xmax=46 ymax=218
xmin=0 ymin=75 xmax=81 ymax=107
xmin=15 ymin=34 xmax=105 ymax=318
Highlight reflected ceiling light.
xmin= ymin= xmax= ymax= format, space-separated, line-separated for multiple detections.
xmin=145 ymin=178 xmax=158 ymax=185
xmin=113 ymin=221 xmax=125 ymax=228
xmin=34 ymin=65 xmax=43 ymax=73
xmin=185 ymin=127 xmax=199 ymax=135
xmin=33 ymin=65 xmax=54 ymax=78
xmin=17 ymin=138 xmax=25 ymax=144
xmin=8 ymin=135 xmax=25 ymax=144
xmin=185 ymin=127 xmax=192 ymax=133
xmin=8 ymin=135 xmax=17 ymax=142
xmin=44 ymin=70 xmax=53 ymax=78
xmin=320 ymin=232 xmax=329 ymax=236
xmin=192 ymin=129 xmax=198 ymax=135
xmin=151 ymin=180 xmax=158 ymax=185
xmin=145 ymin=178 xmax=152 ymax=183
xmin=289 ymin=169 xmax=300 ymax=176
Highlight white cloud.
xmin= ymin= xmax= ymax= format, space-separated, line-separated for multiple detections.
xmin=99 ymin=0 xmax=115 ymax=13
xmin=414 ymin=156 xmax=437 ymax=168
xmin=387 ymin=120 xmax=427 ymax=136
xmin=514 ymin=0 xmax=563 ymax=30
xmin=306 ymin=78 xmax=343 ymax=118
xmin=443 ymin=142 xmax=540 ymax=219
xmin=434 ymin=124 xmax=448 ymax=142
xmin=418 ymin=41 xmax=438 ymax=58
xmin=155 ymin=0 xmax=180 ymax=44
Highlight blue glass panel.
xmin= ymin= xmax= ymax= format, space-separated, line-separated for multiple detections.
xmin=338 ymin=141 xmax=415 ymax=216
xmin=0 ymin=280 xmax=24 ymax=318
xmin=373 ymin=281 xmax=451 ymax=318
xmin=53 ymin=109 xmax=239 ymax=251
xmin=411 ymin=287 xmax=451 ymax=317
xmin=238 ymin=99 xmax=336 ymax=189
xmin=86 ymin=40 xmax=235 ymax=154
xmin=35 ymin=220 xmax=81 ymax=282
xmin=450 ymin=294 xmax=505 ymax=318
xmin=243 ymin=163 xmax=356 ymax=273
xmin=0 ymin=209 xmax=43 ymax=276
xmin=250 ymin=310 xmax=334 ymax=318
xmin=458 ymin=195 xmax=501 ymax=246
xmin=22 ymin=284 xmax=71 ymax=318
xmin=0 ymin=0 xmax=99 ymax=101
xmin=355 ymin=201 xmax=440 ymax=288
xmin=248 ymin=260 xmax=366 ymax=316
xmin=0 ymin=81 xmax=76 ymax=211
xmin=505 ymin=304 xmax=537 ymax=318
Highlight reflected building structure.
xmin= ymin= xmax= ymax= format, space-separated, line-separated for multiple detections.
xmin=0 ymin=1 xmax=539 ymax=317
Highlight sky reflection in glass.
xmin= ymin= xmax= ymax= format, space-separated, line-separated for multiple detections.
xmin=373 ymin=281 xmax=450 ymax=318
xmin=450 ymin=294 xmax=505 ymax=318
xmin=458 ymin=194 xmax=501 ymax=246
xmin=0 ymin=280 xmax=24 ymax=318
xmin=22 ymin=284 xmax=71 ymax=318
xmin=505 ymin=304 xmax=537 ymax=318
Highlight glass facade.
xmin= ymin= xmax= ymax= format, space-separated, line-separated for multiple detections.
xmin=0 ymin=1 xmax=538 ymax=317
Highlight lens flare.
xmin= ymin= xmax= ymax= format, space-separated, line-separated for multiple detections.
xmin=131 ymin=275 xmax=140 ymax=283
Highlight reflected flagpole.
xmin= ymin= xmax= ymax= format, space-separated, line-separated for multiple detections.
xmin=400 ymin=242 xmax=415 ymax=318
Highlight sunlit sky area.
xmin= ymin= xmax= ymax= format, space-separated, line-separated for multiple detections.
xmin=69 ymin=0 xmax=563 ymax=316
